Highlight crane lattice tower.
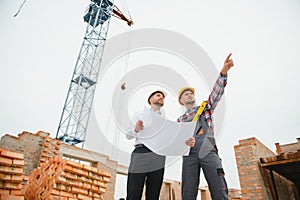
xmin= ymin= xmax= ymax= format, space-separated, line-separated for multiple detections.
xmin=56 ymin=0 xmax=132 ymax=146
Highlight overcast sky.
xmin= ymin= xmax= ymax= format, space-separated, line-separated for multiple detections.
xmin=1 ymin=0 xmax=300 ymax=198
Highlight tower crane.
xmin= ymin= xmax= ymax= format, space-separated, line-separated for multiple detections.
xmin=56 ymin=0 xmax=132 ymax=146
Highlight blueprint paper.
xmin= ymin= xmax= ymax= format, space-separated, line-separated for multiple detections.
xmin=137 ymin=110 xmax=196 ymax=156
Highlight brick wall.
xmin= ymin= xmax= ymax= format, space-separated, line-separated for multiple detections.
xmin=1 ymin=131 xmax=183 ymax=200
xmin=234 ymin=137 xmax=300 ymax=200
xmin=159 ymin=180 xmax=181 ymax=200
xmin=0 ymin=148 xmax=25 ymax=200
xmin=199 ymin=187 xmax=211 ymax=200
xmin=23 ymin=156 xmax=111 ymax=200
xmin=234 ymin=137 xmax=275 ymax=200
xmin=0 ymin=131 xmax=115 ymax=200
xmin=0 ymin=131 xmax=50 ymax=175
xmin=199 ymin=187 xmax=242 ymax=200
xmin=58 ymin=143 xmax=118 ymax=200
xmin=228 ymin=188 xmax=242 ymax=199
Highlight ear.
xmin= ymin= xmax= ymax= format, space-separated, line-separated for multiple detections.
xmin=179 ymin=98 xmax=183 ymax=105
xmin=149 ymin=97 xmax=153 ymax=104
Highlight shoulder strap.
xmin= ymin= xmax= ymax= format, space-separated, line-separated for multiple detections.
xmin=192 ymin=101 xmax=207 ymax=122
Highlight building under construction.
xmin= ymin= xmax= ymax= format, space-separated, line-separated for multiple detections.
xmin=0 ymin=130 xmax=299 ymax=199
xmin=234 ymin=137 xmax=300 ymax=200
xmin=0 ymin=131 xmax=241 ymax=200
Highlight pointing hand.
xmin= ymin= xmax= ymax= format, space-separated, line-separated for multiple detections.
xmin=221 ymin=53 xmax=234 ymax=75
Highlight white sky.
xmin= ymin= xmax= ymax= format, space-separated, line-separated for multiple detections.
xmin=1 ymin=0 xmax=300 ymax=199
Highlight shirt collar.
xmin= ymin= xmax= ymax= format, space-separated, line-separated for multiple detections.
xmin=150 ymin=109 xmax=161 ymax=115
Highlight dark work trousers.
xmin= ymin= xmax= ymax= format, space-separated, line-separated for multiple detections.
xmin=126 ymin=145 xmax=165 ymax=200
xmin=182 ymin=118 xmax=228 ymax=200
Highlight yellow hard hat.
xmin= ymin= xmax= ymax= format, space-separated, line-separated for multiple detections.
xmin=178 ymin=87 xmax=195 ymax=105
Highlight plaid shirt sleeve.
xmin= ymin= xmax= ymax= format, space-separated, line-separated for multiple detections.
xmin=207 ymin=73 xmax=227 ymax=113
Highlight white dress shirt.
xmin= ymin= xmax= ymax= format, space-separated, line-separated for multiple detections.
xmin=126 ymin=107 xmax=163 ymax=146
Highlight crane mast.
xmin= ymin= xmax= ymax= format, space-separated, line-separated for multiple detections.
xmin=56 ymin=0 xmax=132 ymax=146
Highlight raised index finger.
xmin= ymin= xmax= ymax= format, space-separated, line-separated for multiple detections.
xmin=225 ymin=53 xmax=232 ymax=62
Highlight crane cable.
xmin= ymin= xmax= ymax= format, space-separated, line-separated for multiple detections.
xmin=110 ymin=6 xmax=133 ymax=160
xmin=13 ymin=0 xmax=27 ymax=17
xmin=118 ymin=0 xmax=132 ymax=22
xmin=111 ymin=31 xmax=132 ymax=161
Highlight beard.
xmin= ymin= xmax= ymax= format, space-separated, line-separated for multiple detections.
xmin=153 ymin=99 xmax=164 ymax=107
xmin=185 ymin=100 xmax=195 ymax=105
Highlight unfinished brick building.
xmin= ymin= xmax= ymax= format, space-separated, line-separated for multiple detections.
xmin=234 ymin=137 xmax=300 ymax=200
xmin=0 ymin=131 xmax=243 ymax=200
xmin=0 ymin=131 xmax=185 ymax=200
xmin=0 ymin=131 xmax=115 ymax=200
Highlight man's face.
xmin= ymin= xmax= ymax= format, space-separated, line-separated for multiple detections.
xmin=150 ymin=93 xmax=165 ymax=107
xmin=180 ymin=90 xmax=195 ymax=106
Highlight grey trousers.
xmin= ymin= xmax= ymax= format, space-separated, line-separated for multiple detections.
xmin=182 ymin=136 xmax=228 ymax=200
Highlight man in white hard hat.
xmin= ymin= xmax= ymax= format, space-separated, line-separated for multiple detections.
xmin=126 ymin=90 xmax=166 ymax=200
xmin=177 ymin=53 xmax=234 ymax=200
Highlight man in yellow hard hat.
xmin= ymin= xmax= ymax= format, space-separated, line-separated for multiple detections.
xmin=177 ymin=53 xmax=234 ymax=200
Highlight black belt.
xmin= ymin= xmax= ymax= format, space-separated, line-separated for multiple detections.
xmin=134 ymin=144 xmax=145 ymax=148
